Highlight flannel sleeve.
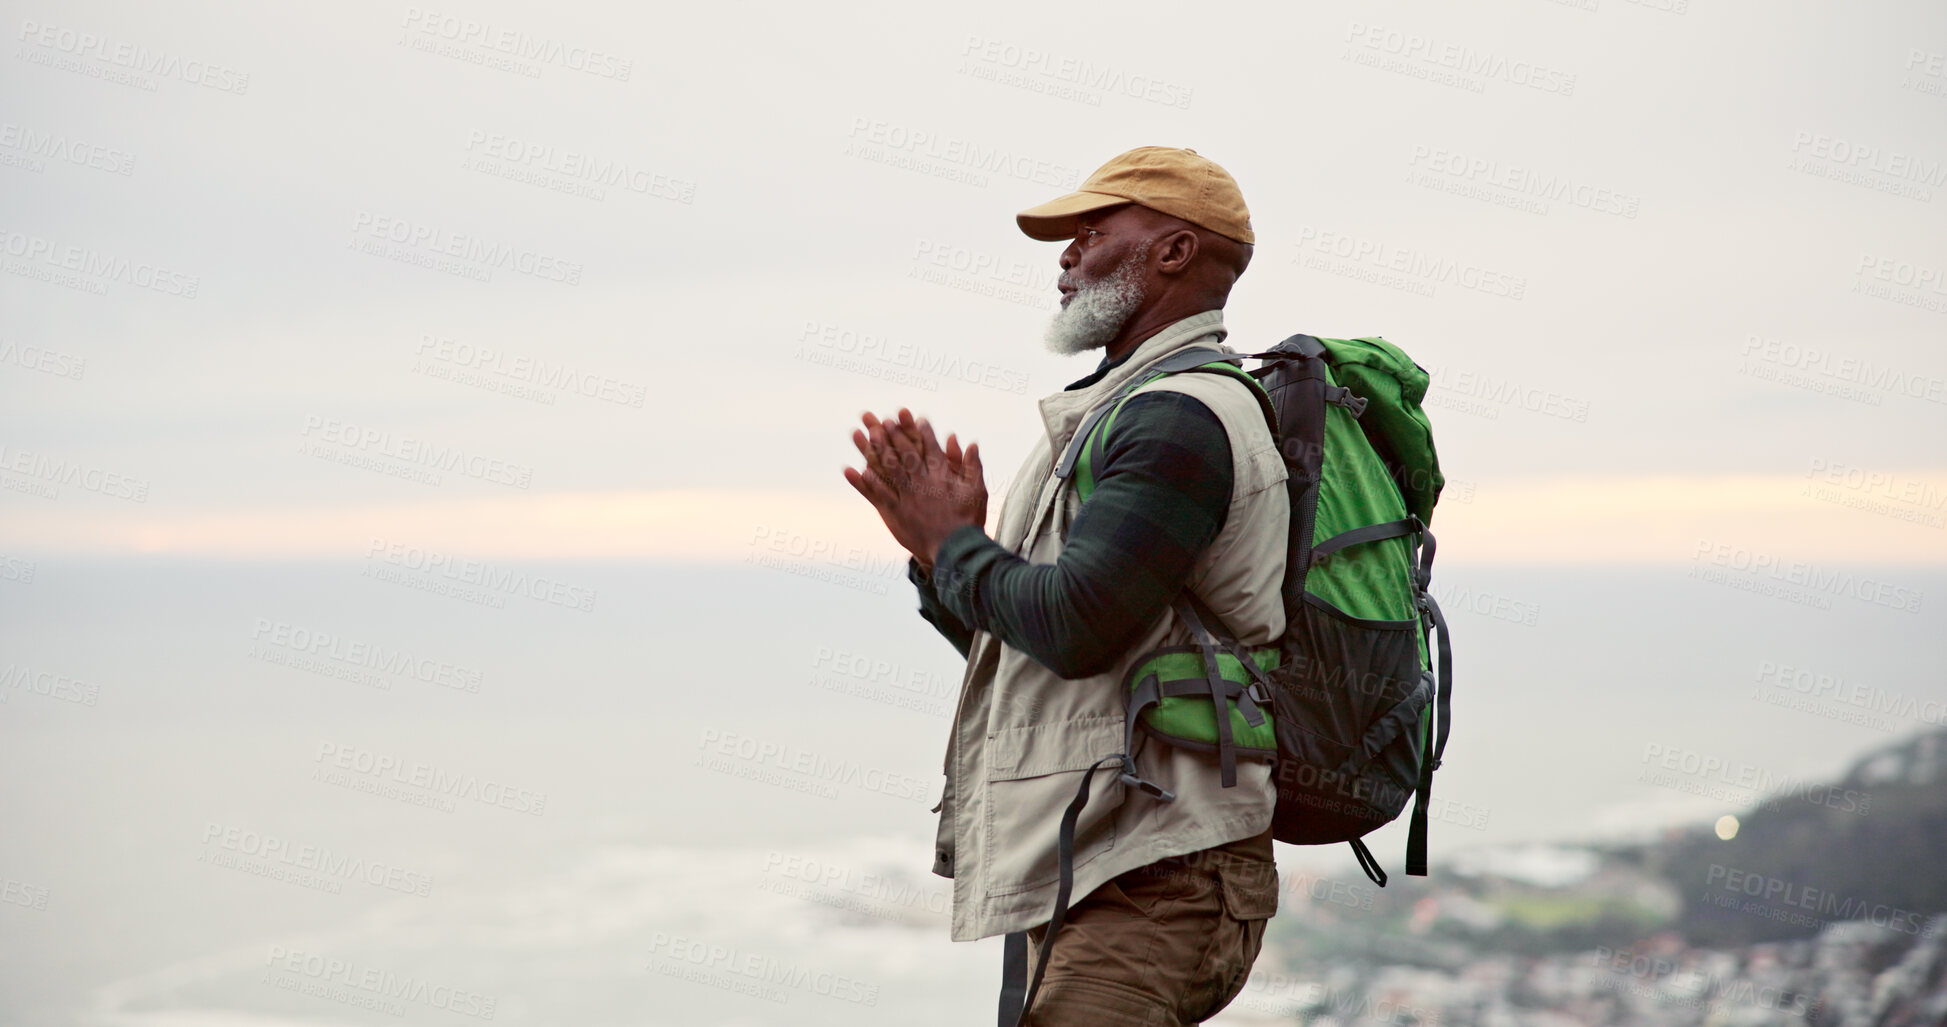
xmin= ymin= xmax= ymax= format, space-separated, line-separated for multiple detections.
xmin=925 ymin=391 xmax=1232 ymax=679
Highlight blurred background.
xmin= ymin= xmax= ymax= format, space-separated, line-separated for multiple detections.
xmin=2 ymin=1 xmax=1944 ymax=1024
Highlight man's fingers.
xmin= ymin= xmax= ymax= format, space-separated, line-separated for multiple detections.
xmin=965 ymin=440 xmax=982 ymax=481
xmin=852 ymin=427 xmax=894 ymax=486
xmin=853 ymin=416 xmax=908 ymax=496
xmin=882 ymin=414 xmax=926 ymax=479
xmin=916 ymin=417 xmax=944 ymax=460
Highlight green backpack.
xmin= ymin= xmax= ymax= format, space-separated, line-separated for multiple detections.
xmin=1061 ymin=333 xmax=1453 ymax=883
xmin=1000 ymin=334 xmax=1455 ymax=1027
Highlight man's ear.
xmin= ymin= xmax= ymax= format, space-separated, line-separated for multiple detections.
xmin=1154 ymin=228 xmax=1200 ymax=275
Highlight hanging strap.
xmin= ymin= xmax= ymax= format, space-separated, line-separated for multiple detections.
xmin=1409 ymin=526 xmax=1456 ymax=880
xmin=998 ymin=752 xmax=1125 ymax=1027
xmin=1406 ymin=576 xmax=1453 ymax=877
xmin=1348 ymin=838 xmax=1388 ymax=887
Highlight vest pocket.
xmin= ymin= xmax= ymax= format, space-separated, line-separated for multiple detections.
xmin=985 ymin=716 xmax=1125 ymax=894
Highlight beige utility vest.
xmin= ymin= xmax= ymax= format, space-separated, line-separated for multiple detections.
xmin=933 ymin=309 xmax=1290 ymax=942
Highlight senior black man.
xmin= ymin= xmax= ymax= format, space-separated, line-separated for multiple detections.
xmin=845 ymin=146 xmax=1288 ymax=1026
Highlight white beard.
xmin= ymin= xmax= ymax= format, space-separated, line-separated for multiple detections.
xmin=1043 ymin=245 xmax=1148 ymax=356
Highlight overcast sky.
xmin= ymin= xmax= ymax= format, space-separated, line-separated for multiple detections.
xmin=3 ymin=0 xmax=1944 ymax=569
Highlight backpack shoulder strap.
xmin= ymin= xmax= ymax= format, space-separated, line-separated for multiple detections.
xmin=1059 ymin=350 xmax=1280 ymax=502
xmin=1054 ymin=346 xmax=1233 ymax=484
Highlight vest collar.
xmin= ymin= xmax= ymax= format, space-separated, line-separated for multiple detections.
xmin=1036 ymin=309 xmax=1229 ymax=451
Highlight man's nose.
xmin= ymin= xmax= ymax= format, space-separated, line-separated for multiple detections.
xmin=1058 ymin=242 xmax=1079 ymax=271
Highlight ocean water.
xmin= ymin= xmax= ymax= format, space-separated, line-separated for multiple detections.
xmin=2 ymin=557 xmax=1940 ymax=1025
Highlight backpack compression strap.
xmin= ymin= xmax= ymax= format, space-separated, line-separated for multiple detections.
xmin=1405 ymin=527 xmax=1453 ymax=877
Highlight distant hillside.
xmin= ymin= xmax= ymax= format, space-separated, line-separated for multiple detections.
xmin=1648 ymin=728 xmax=1947 ymax=949
xmin=1244 ymin=729 xmax=1947 ymax=1025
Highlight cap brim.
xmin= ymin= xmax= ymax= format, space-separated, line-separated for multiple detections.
xmin=1015 ymin=191 xmax=1133 ymax=241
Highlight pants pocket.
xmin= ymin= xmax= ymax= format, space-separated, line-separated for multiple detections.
xmin=1193 ymin=859 xmax=1278 ymax=1021
xmin=1215 ymin=858 xmax=1280 ymax=921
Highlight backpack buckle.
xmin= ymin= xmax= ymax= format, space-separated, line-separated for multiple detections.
xmin=1119 ymin=771 xmax=1176 ymax=803
xmin=1327 ymin=386 xmax=1368 ymax=417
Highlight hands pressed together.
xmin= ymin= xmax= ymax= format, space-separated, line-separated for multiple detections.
xmin=843 ymin=408 xmax=988 ymax=575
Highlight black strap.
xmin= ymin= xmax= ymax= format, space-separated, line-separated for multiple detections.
xmin=1179 ymin=590 xmax=1273 ymax=705
xmin=1171 ymin=595 xmax=1239 ymax=789
xmin=1235 ymin=332 xmax=1329 ymax=362
xmin=1118 ymin=675 xmax=1176 ymax=802
xmin=1409 ymin=545 xmax=1456 ymax=876
xmin=1308 ymin=516 xmax=1422 ymax=567
xmin=1349 ymin=838 xmax=1388 ymax=887
xmin=999 ymin=932 xmax=1028 ymax=1027
xmin=1171 ymin=363 xmax=1281 ymax=443
xmin=999 ymin=753 xmax=1126 ymax=1027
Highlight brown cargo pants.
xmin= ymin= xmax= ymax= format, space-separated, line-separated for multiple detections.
xmin=1021 ymin=825 xmax=1279 ymax=1026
